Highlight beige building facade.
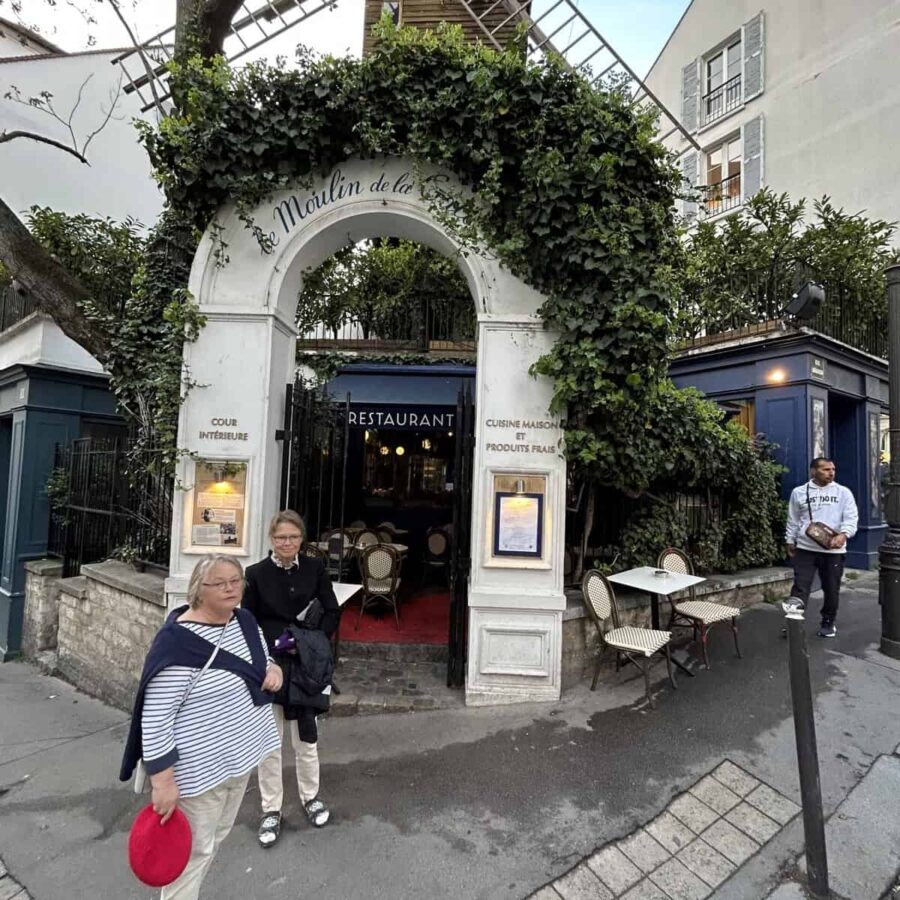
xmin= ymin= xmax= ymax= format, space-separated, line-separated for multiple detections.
xmin=645 ymin=0 xmax=900 ymax=228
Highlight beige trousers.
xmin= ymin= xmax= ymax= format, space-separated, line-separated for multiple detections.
xmin=256 ymin=704 xmax=319 ymax=811
xmin=160 ymin=772 xmax=249 ymax=900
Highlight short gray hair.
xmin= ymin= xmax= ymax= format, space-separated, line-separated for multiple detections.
xmin=186 ymin=555 xmax=244 ymax=610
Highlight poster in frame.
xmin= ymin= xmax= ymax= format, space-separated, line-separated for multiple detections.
xmin=492 ymin=491 xmax=544 ymax=558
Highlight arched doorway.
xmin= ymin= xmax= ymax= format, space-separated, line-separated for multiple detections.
xmin=168 ymin=157 xmax=567 ymax=705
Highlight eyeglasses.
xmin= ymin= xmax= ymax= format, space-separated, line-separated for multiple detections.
xmin=273 ymin=534 xmax=303 ymax=543
xmin=202 ymin=576 xmax=244 ymax=591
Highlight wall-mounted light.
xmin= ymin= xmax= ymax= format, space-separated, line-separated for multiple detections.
xmin=395 ymin=446 xmax=405 ymax=456
xmin=448 ymin=431 xmax=454 ymax=437
xmin=515 ymin=478 xmax=526 ymax=495
xmin=422 ymin=438 xmax=432 ymax=450
xmin=379 ymin=446 xmax=390 ymax=456
xmin=767 ymin=367 xmax=788 ymax=384
xmin=364 ymin=430 xmax=371 ymax=442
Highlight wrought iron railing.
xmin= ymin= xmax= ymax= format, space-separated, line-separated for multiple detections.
xmin=0 ymin=284 xmax=39 ymax=333
xmin=702 ymin=171 xmax=742 ymax=218
xmin=703 ymin=74 xmax=742 ymax=124
xmin=297 ymin=296 xmax=476 ymax=353
xmin=47 ymin=438 xmax=173 ymax=577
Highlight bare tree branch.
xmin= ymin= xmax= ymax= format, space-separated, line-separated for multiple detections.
xmin=0 ymin=130 xmax=89 ymax=164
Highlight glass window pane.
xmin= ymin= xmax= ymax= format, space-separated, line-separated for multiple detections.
xmin=728 ymin=138 xmax=742 ymax=161
xmin=727 ymin=40 xmax=742 ymax=81
xmin=707 ymin=52 xmax=723 ymax=90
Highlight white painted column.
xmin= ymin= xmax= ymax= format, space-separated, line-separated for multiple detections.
xmin=466 ymin=316 xmax=566 ymax=705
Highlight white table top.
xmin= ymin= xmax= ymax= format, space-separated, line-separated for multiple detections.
xmin=607 ymin=566 xmax=706 ymax=595
xmin=332 ymin=582 xmax=362 ymax=607
xmin=312 ymin=541 xmax=409 ymax=555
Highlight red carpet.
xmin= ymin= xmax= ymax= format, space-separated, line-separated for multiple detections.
xmin=340 ymin=590 xmax=450 ymax=644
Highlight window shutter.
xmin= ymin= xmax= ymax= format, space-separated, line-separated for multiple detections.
xmin=681 ymin=151 xmax=700 ymax=221
xmin=742 ymin=115 xmax=764 ymax=199
xmin=681 ymin=58 xmax=700 ymax=133
xmin=742 ymin=11 xmax=765 ymax=100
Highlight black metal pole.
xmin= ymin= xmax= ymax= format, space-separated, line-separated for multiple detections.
xmin=785 ymin=610 xmax=829 ymax=898
xmin=879 ymin=263 xmax=900 ymax=660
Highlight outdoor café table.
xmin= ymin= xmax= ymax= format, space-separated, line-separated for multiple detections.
xmin=606 ymin=566 xmax=706 ymax=677
xmin=311 ymin=541 xmax=409 ymax=556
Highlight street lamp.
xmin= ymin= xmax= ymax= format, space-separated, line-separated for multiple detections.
xmin=879 ymin=263 xmax=900 ymax=660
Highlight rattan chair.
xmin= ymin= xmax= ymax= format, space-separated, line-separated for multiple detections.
xmin=377 ymin=528 xmax=395 ymax=544
xmin=657 ymin=547 xmax=741 ymax=669
xmin=421 ymin=527 xmax=451 ymax=587
xmin=349 ymin=520 xmax=367 ymax=529
xmin=357 ymin=544 xmax=402 ymax=629
xmin=356 ymin=529 xmax=381 ymax=549
xmin=302 ymin=544 xmax=328 ymax=564
xmin=581 ymin=569 xmax=676 ymax=708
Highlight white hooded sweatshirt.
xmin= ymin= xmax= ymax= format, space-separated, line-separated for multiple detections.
xmin=785 ymin=479 xmax=859 ymax=554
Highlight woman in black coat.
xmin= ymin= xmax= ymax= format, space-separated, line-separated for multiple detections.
xmin=243 ymin=509 xmax=339 ymax=846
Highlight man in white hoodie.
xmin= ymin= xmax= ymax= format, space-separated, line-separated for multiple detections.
xmin=785 ymin=457 xmax=859 ymax=638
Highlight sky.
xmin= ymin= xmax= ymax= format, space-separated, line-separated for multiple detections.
xmin=5 ymin=0 xmax=690 ymax=78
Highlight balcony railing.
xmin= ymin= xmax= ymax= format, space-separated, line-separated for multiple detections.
xmin=703 ymin=74 xmax=742 ymax=124
xmin=0 ymin=284 xmax=39 ymax=334
xmin=702 ymin=171 xmax=742 ymax=217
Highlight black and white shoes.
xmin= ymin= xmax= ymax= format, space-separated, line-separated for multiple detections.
xmin=258 ymin=811 xmax=282 ymax=848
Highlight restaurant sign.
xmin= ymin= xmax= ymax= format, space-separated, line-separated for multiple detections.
xmin=347 ymin=405 xmax=456 ymax=431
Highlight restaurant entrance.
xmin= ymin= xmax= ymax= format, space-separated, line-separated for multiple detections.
xmin=279 ymin=372 xmax=474 ymax=685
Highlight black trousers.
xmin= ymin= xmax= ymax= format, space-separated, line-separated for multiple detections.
xmin=791 ymin=549 xmax=845 ymax=624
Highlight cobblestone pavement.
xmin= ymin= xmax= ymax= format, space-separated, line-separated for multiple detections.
xmin=330 ymin=656 xmax=465 ymax=716
xmin=0 ymin=856 xmax=31 ymax=899
xmin=530 ymin=761 xmax=800 ymax=900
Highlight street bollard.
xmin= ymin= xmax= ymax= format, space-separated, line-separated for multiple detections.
xmin=784 ymin=602 xmax=829 ymax=898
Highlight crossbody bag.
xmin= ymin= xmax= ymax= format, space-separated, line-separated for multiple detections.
xmin=133 ymin=621 xmax=228 ymax=794
xmin=805 ymin=484 xmax=840 ymax=550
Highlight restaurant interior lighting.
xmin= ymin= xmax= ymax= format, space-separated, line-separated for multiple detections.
xmin=422 ymin=438 xmax=432 ymax=450
xmin=395 ymin=446 xmax=405 ymax=456
xmin=379 ymin=446 xmax=390 ymax=456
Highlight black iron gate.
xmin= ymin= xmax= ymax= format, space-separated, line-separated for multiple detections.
xmin=448 ymin=386 xmax=475 ymax=687
xmin=278 ymin=378 xmax=351 ymax=543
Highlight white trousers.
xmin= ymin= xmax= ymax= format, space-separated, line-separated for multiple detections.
xmin=256 ymin=704 xmax=319 ymax=811
xmin=160 ymin=772 xmax=249 ymax=900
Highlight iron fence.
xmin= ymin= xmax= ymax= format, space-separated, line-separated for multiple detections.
xmin=0 ymin=284 xmax=40 ymax=333
xmin=702 ymin=171 xmax=742 ymax=218
xmin=703 ymin=74 xmax=741 ymax=125
xmin=47 ymin=438 xmax=173 ymax=577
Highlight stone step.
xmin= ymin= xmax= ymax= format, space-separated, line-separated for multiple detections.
xmin=337 ymin=640 xmax=449 ymax=663
xmin=329 ymin=658 xmax=463 ymax=717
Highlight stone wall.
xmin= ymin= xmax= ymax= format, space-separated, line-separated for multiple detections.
xmin=561 ymin=567 xmax=794 ymax=690
xmin=22 ymin=560 xmax=63 ymax=658
xmin=56 ymin=561 xmax=167 ymax=711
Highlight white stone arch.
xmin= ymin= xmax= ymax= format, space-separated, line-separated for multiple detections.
xmin=169 ymin=157 xmax=567 ymax=705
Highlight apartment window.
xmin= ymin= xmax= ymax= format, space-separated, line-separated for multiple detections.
xmin=703 ymin=135 xmax=741 ymax=217
xmin=704 ymin=37 xmax=742 ymax=124
xmin=383 ymin=0 xmax=400 ymax=25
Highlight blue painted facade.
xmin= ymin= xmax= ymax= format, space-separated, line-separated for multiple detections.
xmin=670 ymin=331 xmax=888 ymax=569
xmin=0 ymin=364 xmax=121 ymax=660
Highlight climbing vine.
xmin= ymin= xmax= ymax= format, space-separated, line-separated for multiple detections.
xmin=137 ymin=20 xmax=783 ymax=566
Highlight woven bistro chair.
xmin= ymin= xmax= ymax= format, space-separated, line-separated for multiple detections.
xmin=349 ymin=520 xmax=367 ymax=529
xmin=657 ymin=547 xmax=742 ymax=669
xmin=421 ymin=527 xmax=451 ymax=588
xmin=377 ymin=528 xmax=396 ymax=544
xmin=581 ymin=569 xmax=676 ymax=709
xmin=326 ymin=529 xmax=354 ymax=581
xmin=357 ymin=544 xmax=402 ymax=629
xmin=302 ymin=544 xmax=328 ymax=564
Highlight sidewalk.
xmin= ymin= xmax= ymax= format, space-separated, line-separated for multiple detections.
xmin=1 ymin=570 xmax=899 ymax=899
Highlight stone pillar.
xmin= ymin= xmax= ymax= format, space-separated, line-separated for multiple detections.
xmin=22 ymin=559 xmax=63 ymax=657
xmin=466 ymin=318 xmax=566 ymax=704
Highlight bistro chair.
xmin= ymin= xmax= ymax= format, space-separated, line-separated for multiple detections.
xmin=326 ymin=530 xmax=354 ymax=581
xmin=357 ymin=544 xmax=402 ymax=629
xmin=302 ymin=544 xmax=328 ymax=565
xmin=356 ymin=529 xmax=381 ymax=550
xmin=421 ymin=527 xmax=451 ymax=587
xmin=580 ymin=569 xmax=676 ymax=709
xmin=378 ymin=521 xmax=396 ymax=530
xmin=377 ymin=528 xmax=396 ymax=544
xmin=657 ymin=547 xmax=741 ymax=669
xmin=349 ymin=520 xmax=367 ymax=529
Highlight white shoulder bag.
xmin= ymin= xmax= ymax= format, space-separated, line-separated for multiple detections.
xmin=133 ymin=623 xmax=227 ymax=794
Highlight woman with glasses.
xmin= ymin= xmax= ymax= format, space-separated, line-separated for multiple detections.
xmin=120 ymin=555 xmax=282 ymax=899
xmin=243 ymin=509 xmax=339 ymax=846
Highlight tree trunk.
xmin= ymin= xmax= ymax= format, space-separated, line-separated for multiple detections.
xmin=176 ymin=0 xmax=245 ymax=62
xmin=0 ymin=195 xmax=108 ymax=360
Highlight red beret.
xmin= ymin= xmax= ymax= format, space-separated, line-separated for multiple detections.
xmin=128 ymin=804 xmax=192 ymax=887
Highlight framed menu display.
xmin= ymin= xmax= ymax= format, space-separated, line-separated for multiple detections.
xmin=489 ymin=472 xmax=547 ymax=560
xmin=185 ymin=459 xmax=248 ymax=553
